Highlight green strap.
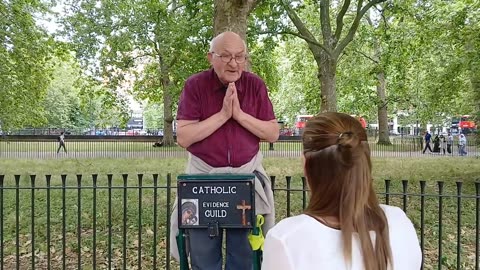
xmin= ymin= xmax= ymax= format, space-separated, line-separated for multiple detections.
xmin=177 ymin=229 xmax=189 ymax=270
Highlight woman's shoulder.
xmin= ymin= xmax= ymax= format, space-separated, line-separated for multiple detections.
xmin=379 ymin=204 xmax=408 ymax=219
xmin=380 ymin=204 xmax=417 ymax=232
xmin=267 ymin=214 xmax=315 ymax=238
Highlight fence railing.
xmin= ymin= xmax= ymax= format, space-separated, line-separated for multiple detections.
xmin=0 ymin=174 xmax=478 ymax=270
xmin=1 ymin=135 xmax=478 ymax=159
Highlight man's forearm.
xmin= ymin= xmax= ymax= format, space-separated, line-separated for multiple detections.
xmin=176 ymin=113 xmax=229 ymax=148
xmin=236 ymin=113 xmax=279 ymax=143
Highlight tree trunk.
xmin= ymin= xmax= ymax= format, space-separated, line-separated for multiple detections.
xmin=316 ymin=51 xmax=338 ymax=112
xmin=213 ymin=0 xmax=258 ymax=38
xmin=157 ymin=53 xmax=175 ymax=146
xmin=376 ymin=71 xmax=391 ymax=145
xmin=471 ymin=65 xmax=480 ymax=144
xmin=162 ymin=79 xmax=175 ymax=146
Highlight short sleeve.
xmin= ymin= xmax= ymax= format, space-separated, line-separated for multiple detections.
xmin=177 ymin=78 xmax=201 ymax=120
xmin=262 ymin=232 xmax=294 ymax=270
xmin=384 ymin=206 xmax=423 ymax=270
xmin=255 ymin=80 xmax=276 ymax=121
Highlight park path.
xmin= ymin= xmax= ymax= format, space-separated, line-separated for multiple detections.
xmin=1 ymin=148 xmax=478 ymax=159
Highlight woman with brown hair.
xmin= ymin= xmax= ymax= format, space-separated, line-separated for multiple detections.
xmin=262 ymin=112 xmax=421 ymax=270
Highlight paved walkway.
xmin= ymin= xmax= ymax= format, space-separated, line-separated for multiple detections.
xmin=1 ymin=149 xmax=478 ymax=159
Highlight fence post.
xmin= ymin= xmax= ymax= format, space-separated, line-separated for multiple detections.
xmin=286 ymin=176 xmax=291 ymax=217
xmin=420 ymin=181 xmax=426 ymax=270
xmin=76 ymin=175 xmax=82 ymax=270
xmin=384 ymin=179 xmax=391 ymax=205
xmin=0 ymin=175 xmax=3 ymax=270
xmin=92 ymin=174 xmax=98 ymax=270
xmin=153 ymin=174 xmax=159 ymax=270
xmin=30 ymin=175 xmax=36 ymax=270
xmin=166 ymin=174 xmax=172 ymax=270
xmin=437 ymin=181 xmax=444 ymax=270
xmin=122 ymin=174 xmax=128 ymax=270
xmin=61 ymin=174 xmax=67 ymax=270
xmin=137 ymin=174 xmax=143 ymax=270
xmin=475 ymin=181 xmax=479 ymax=270
xmin=456 ymin=182 xmax=463 ymax=270
xmin=402 ymin=180 xmax=408 ymax=213
xmin=107 ymin=174 xmax=113 ymax=270
xmin=269 ymin=142 xmax=274 ymax=151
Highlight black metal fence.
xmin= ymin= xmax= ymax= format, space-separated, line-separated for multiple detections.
xmin=0 ymin=174 xmax=478 ymax=269
xmin=1 ymin=135 xmax=478 ymax=159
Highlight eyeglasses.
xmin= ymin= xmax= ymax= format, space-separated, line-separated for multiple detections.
xmin=211 ymin=52 xmax=247 ymax=64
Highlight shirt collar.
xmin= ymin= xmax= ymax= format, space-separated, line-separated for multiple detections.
xmin=209 ymin=68 xmax=243 ymax=93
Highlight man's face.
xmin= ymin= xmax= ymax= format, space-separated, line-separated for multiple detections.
xmin=208 ymin=36 xmax=246 ymax=84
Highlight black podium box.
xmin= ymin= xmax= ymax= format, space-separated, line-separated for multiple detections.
xmin=177 ymin=173 xmax=256 ymax=229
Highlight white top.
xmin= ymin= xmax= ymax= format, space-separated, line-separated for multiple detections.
xmin=262 ymin=205 xmax=422 ymax=270
xmin=459 ymin=135 xmax=466 ymax=146
xmin=448 ymin=135 xmax=454 ymax=144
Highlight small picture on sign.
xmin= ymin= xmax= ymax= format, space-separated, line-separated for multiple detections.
xmin=181 ymin=199 xmax=199 ymax=226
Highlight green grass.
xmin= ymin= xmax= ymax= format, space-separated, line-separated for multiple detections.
xmin=0 ymin=141 xmax=184 ymax=152
xmin=0 ymin=157 xmax=479 ymax=269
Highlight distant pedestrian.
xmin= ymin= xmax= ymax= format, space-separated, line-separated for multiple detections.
xmin=458 ymin=134 xmax=467 ymax=156
xmin=432 ymin=135 xmax=440 ymax=153
xmin=422 ymin=131 xmax=432 ymax=154
xmin=152 ymin=139 xmax=164 ymax=147
xmin=447 ymin=132 xmax=453 ymax=154
xmin=56 ymin=132 xmax=67 ymax=154
xmin=438 ymin=135 xmax=446 ymax=155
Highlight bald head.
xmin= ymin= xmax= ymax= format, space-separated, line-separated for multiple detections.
xmin=207 ymin=31 xmax=247 ymax=84
xmin=209 ymin=31 xmax=247 ymax=53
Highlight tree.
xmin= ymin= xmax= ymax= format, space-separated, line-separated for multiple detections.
xmin=279 ymin=0 xmax=386 ymax=112
xmin=213 ymin=0 xmax=259 ymax=38
xmin=397 ymin=0 xmax=477 ymax=131
xmin=143 ymin=102 xmax=164 ymax=131
xmin=270 ymin=39 xmax=320 ymax=124
xmin=61 ymin=0 xmax=212 ymax=145
xmin=0 ymin=0 xmax=56 ymax=131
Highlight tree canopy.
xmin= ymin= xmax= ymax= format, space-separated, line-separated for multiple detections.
xmin=2 ymin=0 xmax=478 ymax=139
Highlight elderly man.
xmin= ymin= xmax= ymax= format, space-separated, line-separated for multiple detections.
xmin=169 ymin=31 xmax=279 ymax=270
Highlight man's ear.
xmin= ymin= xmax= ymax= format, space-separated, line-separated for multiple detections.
xmin=207 ymin=52 xmax=213 ymax=64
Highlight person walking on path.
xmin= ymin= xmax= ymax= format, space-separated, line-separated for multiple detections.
xmin=422 ymin=131 xmax=432 ymax=154
xmin=458 ymin=133 xmax=467 ymax=156
xmin=447 ymin=132 xmax=454 ymax=154
xmin=439 ymin=134 xmax=446 ymax=155
xmin=56 ymin=132 xmax=67 ymax=154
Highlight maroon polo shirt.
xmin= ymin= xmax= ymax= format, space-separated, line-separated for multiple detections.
xmin=177 ymin=69 xmax=276 ymax=167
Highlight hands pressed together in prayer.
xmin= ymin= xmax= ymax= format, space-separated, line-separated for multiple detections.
xmin=221 ymin=82 xmax=243 ymax=121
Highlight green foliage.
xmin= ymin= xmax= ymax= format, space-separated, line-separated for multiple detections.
xmin=0 ymin=0 xmax=57 ymax=130
xmin=270 ymin=39 xmax=320 ymax=124
xmin=143 ymin=102 xmax=164 ymax=130
xmin=60 ymin=0 xmax=213 ymax=140
xmin=269 ymin=0 xmax=479 ymax=129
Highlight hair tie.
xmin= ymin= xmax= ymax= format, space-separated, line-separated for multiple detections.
xmin=338 ymin=131 xmax=353 ymax=139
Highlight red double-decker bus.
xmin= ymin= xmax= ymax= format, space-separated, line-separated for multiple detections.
xmin=294 ymin=115 xmax=313 ymax=135
xmin=451 ymin=115 xmax=477 ymax=134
